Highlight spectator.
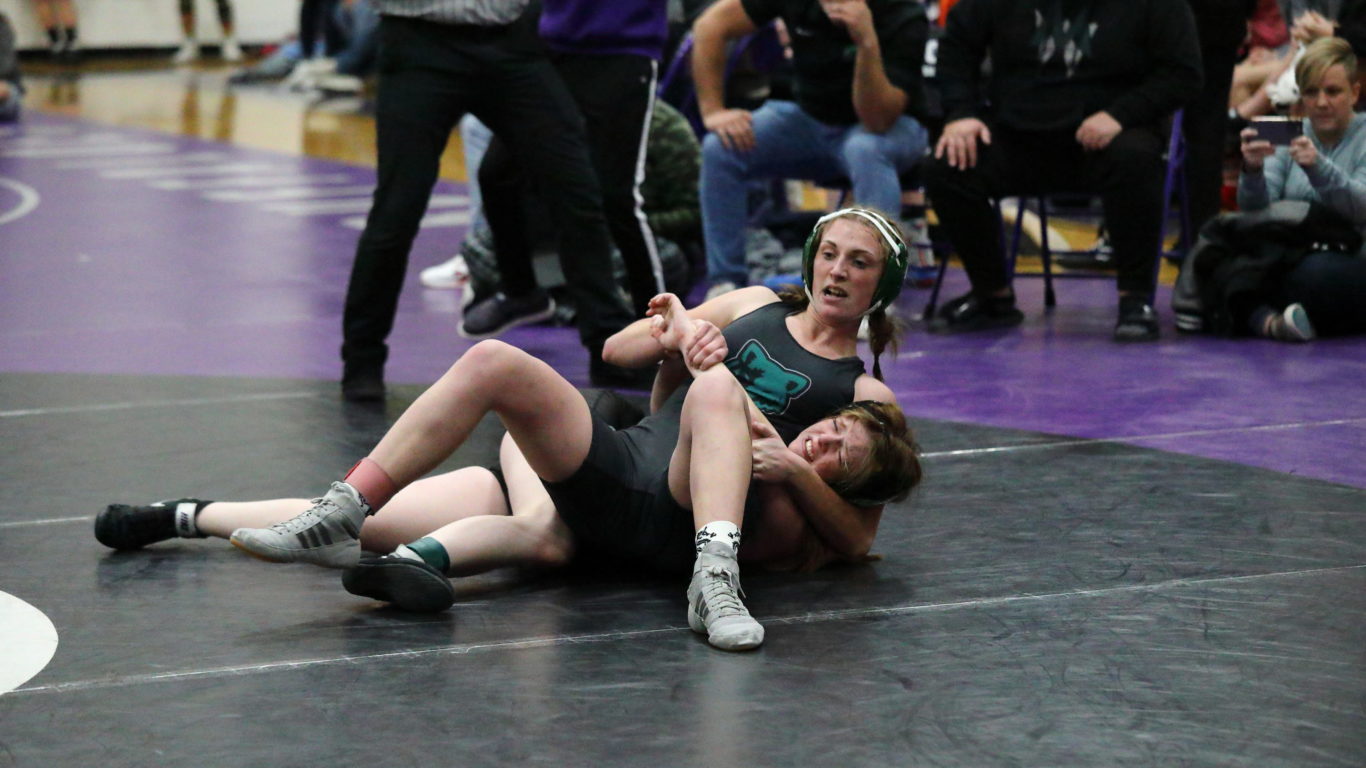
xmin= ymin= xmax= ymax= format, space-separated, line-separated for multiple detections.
xmin=0 ymin=12 xmax=21 ymax=122
xmin=1237 ymin=36 xmax=1366 ymax=339
xmin=1185 ymin=0 xmax=1259 ymax=237
xmin=338 ymin=0 xmax=638 ymax=401
xmin=693 ymin=0 xmax=931 ymax=300
xmin=461 ymin=0 xmax=670 ymax=342
xmin=439 ymin=100 xmax=702 ymax=310
xmin=925 ymin=0 xmax=1202 ymax=341
xmin=28 ymin=0 xmax=77 ymax=60
xmin=172 ymin=0 xmax=242 ymax=63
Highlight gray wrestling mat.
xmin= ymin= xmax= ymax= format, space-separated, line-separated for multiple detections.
xmin=1 ymin=373 xmax=1363 ymax=766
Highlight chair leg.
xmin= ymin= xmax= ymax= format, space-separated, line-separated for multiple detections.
xmin=924 ymin=251 xmax=949 ymax=319
xmin=1038 ymin=197 xmax=1056 ymax=308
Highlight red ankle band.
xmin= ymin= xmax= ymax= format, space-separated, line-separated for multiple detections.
xmin=343 ymin=457 xmax=397 ymax=511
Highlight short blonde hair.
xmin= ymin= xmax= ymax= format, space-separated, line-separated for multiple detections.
xmin=1296 ymin=36 xmax=1359 ymax=92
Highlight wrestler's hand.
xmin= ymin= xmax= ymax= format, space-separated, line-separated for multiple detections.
xmin=750 ymin=417 xmax=800 ymax=482
xmin=682 ymin=319 xmax=728 ymax=372
xmin=647 ymin=292 xmax=691 ymax=354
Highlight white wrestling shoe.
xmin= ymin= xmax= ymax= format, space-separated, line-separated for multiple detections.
xmin=230 ymin=481 xmax=368 ymax=568
xmin=687 ymin=539 xmax=764 ymax=651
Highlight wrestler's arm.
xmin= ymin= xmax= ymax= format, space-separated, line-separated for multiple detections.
xmin=601 ymin=286 xmax=777 ymax=370
xmin=748 ymin=375 xmax=896 ymax=559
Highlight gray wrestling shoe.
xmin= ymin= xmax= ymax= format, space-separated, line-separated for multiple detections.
xmin=230 ymin=481 xmax=367 ymax=568
xmin=687 ymin=539 xmax=765 ymax=651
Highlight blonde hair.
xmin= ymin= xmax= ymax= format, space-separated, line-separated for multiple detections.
xmin=1296 ymin=36 xmax=1359 ymax=92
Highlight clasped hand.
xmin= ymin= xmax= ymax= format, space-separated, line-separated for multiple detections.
xmin=647 ymin=293 xmax=727 ymax=371
xmin=749 ymin=416 xmax=800 ymax=482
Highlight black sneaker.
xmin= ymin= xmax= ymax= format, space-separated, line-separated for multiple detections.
xmin=95 ymin=499 xmax=206 ymax=550
xmin=342 ymin=555 xmax=456 ymax=613
xmin=1114 ymin=296 xmax=1160 ymax=342
xmin=342 ymin=365 xmax=385 ymax=402
xmin=459 ymin=290 xmax=557 ymax=340
xmin=930 ymin=292 xmax=1024 ymax=333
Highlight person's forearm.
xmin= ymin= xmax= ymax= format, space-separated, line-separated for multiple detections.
xmin=602 ymin=316 xmax=669 ymax=368
xmin=1304 ymin=155 xmax=1366 ymax=226
xmin=1237 ymin=168 xmax=1271 ymax=211
xmin=851 ymin=38 xmax=907 ymax=133
xmin=781 ymin=463 xmax=878 ymax=558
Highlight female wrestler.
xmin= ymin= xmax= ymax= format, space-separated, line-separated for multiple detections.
xmin=97 ymin=208 xmax=921 ymax=651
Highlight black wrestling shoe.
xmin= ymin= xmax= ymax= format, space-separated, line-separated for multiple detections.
xmin=95 ymin=499 xmax=206 ymax=550
xmin=1114 ymin=296 xmax=1160 ymax=342
xmin=342 ymin=364 xmax=385 ymax=402
xmin=342 ymin=555 xmax=456 ymax=613
xmin=930 ymin=292 xmax=1024 ymax=333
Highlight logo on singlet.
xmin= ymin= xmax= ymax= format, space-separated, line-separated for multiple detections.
xmin=726 ymin=339 xmax=812 ymax=416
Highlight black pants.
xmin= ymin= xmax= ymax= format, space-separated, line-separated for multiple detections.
xmin=481 ymin=52 xmax=664 ymax=318
xmin=1184 ymin=0 xmax=1253 ymax=234
xmin=1281 ymin=251 xmax=1366 ymax=336
xmin=340 ymin=16 xmax=632 ymax=375
xmin=925 ymin=125 xmax=1166 ymax=298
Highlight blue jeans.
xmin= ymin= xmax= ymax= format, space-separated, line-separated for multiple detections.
xmin=700 ymin=100 xmax=928 ymax=286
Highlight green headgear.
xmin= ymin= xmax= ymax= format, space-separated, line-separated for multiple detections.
xmin=801 ymin=207 xmax=909 ymax=316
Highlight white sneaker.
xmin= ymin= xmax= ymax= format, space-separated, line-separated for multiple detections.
xmin=284 ymin=58 xmax=336 ymax=91
xmin=230 ymin=481 xmax=368 ymax=568
xmin=704 ymin=281 xmax=738 ymax=302
xmin=221 ymin=37 xmax=243 ymax=62
xmin=172 ymin=40 xmax=200 ymax=64
xmin=687 ymin=540 xmax=764 ymax=651
xmin=420 ymin=255 xmax=470 ymax=289
xmin=1269 ymin=303 xmax=1317 ymax=342
xmin=317 ymin=73 xmax=363 ymax=94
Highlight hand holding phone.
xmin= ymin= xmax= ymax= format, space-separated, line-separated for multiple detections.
xmin=1250 ymin=117 xmax=1304 ymax=146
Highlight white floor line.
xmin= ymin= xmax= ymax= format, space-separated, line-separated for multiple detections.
xmin=10 ymin=563 xmax=1362 ymax=698
xmin=921 ymin=416 xmax=1366 ymax=459
xmin=0 ymin=516 xmax=91 ymax=530
xmin=0 ymin=391 xmax=320 ymax=419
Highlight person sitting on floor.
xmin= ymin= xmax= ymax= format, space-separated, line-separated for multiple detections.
xmin=1237 ymin=36 xmax=1366 ymax=340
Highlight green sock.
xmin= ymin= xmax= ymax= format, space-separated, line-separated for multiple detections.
xmin=399 ymin=537 xmax=451 ymax=574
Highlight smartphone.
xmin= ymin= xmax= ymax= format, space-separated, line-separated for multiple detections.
xmin=1251 ymin=116 xmax=1304 ymax=145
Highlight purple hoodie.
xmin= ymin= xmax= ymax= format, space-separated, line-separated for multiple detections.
xmin=538 ymin=0 xmax=669 ymax=60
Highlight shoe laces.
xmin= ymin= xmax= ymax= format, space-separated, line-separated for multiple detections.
xmin=697 ymin=565 xmax=749 ymax=618
xmin=266 ymin=496 xmax=335 ymax=535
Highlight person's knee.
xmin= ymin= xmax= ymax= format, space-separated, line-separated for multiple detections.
xmin=453 ymin=339 xmax=524 ymax=385
xmin=842 ymin=131 xmax=895 ymax=172
xmin=1098 ymin=130 xmax=1164 ymax=178
xmin=684 ymin=367 xmax=746 ymax=414
xmin=701 ymin=132 xmax=748 ymax=174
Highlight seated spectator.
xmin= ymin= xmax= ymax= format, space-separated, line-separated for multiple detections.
xmin=0 ymin=12 xmax=21 ymax=122
xmin=1231 ymin=2 xmax=1342 ymax=125
xmin=693 ymin=0 xmax=930 ymax=300
xmin=1237 ymin=36 xmax=1366 ymax=340
xmin=925 ymin=0 xmax=1202 ymax=341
